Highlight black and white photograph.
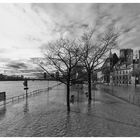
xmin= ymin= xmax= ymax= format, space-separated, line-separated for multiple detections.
xmin=0 ymin=1 xmax=140 ymax=137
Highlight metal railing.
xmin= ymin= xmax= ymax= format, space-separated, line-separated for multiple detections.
xmin=0 ymin=82 xmax=62 ymax=107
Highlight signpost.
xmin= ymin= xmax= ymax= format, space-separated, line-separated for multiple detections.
xmin=23 ymin=80 xmax=29 ymax=98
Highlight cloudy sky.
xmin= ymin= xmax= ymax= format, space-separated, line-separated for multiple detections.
xmin=0 ymin=3 xmax=140 ymax=77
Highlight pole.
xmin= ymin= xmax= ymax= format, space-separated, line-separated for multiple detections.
xmin=26 ymin=89 xmax=28 ymax=98
xmin=23 ymin=79 xmax=28 ymax=98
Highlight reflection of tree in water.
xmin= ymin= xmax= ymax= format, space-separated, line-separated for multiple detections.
xmin=23 ymin=99 xmax=29 ymax=114
xmin=0 ymin=105 xmax=6 ymax=121
xmin=87 ymin=101 xmax=92 ymax=115
xmin=64 ymin=112 xmax=72 ymax=135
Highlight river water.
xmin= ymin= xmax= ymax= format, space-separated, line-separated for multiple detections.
xmin=0 ymin=80 xmax=57 ymax=98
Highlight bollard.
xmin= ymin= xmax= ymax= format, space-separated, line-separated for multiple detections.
xmin=0 ymin=92 xmax=6 ymax=105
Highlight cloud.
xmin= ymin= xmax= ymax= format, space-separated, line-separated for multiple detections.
xmin=1 ymin=3 xmax=140 ymax=76
xmin=30 ymin=4 xmax=132 ymax=39
xmin=3 ymin=59 xmax=44 ymax=77
xmin=31 ymin=4 xmax=98 ymax=37
xmin=6 ymin=61 xmax=28 ymax=70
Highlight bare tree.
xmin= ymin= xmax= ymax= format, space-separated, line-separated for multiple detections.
xmin=80 ymin=25 xmax=119 ymax=101
xmin=35 ymin=38 xmax=82 ymax=111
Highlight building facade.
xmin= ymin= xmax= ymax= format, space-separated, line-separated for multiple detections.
xmin=102 ymin=48 xmax=140 ymax=86
xmin=102 ymin=51 xmax=119 ymax=83
xmin=112 ymin=63 xmax=133 ymax=85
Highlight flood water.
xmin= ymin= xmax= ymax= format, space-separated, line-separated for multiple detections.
xmin=1 ymin=82 xmax=140 ymax=136
xmin=0 ymin=80 xmax=57 ymax=98
xmin=99 ymin=85 xmax=140 ymax=106
xmin=1 ymin=83 xmax=140 ymax=136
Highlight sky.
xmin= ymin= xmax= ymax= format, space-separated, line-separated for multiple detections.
xmin=0 ymin=3 xmax=140 ymax=77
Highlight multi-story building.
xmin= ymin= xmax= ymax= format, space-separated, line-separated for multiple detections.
xmin=112 ymin=63 xmax=133 ymax=85
xmin=102 ymin=51 xmax=119 ymax=83
xmin=132 ymin=56 xmax=140 ymax=84
xmin=102 ymin=48 xmax=140 ymax=86
xmin=111 ymin=49 xmax=133 ymax=85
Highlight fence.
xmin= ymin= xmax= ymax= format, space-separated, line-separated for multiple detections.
xmin=0 ymin=82 xmax=62 ymax=107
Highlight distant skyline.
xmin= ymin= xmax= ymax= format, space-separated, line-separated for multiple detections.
xmin=0 ymin=3 xmax=140 ymax=77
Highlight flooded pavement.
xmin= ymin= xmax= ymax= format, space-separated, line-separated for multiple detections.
xmin=0 ymin=84 xmax=140 ymax=136
xmin=100 ymin=84 xmax=140 ymax=106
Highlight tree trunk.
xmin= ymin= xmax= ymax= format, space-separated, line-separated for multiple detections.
xmin=66 ymin=80 xmax=70 ymax=112
xmin=88 ymin=70 xmax=92 ymax=101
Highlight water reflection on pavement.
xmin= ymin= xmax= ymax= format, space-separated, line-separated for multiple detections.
xmin=0 ymin=84 xmax=140 ymax=136
xmin=100 ymin=84 xmax=140 ymax=106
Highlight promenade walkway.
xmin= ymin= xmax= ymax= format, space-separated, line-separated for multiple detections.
xmin=100 ymin=84 xmax=140 ymax=106
xmin=0 ymin=84 xmax=140 ymax=136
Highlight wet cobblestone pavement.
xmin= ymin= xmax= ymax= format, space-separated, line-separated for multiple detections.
xmin=0 ymin=84 xmax=140 ymax=136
